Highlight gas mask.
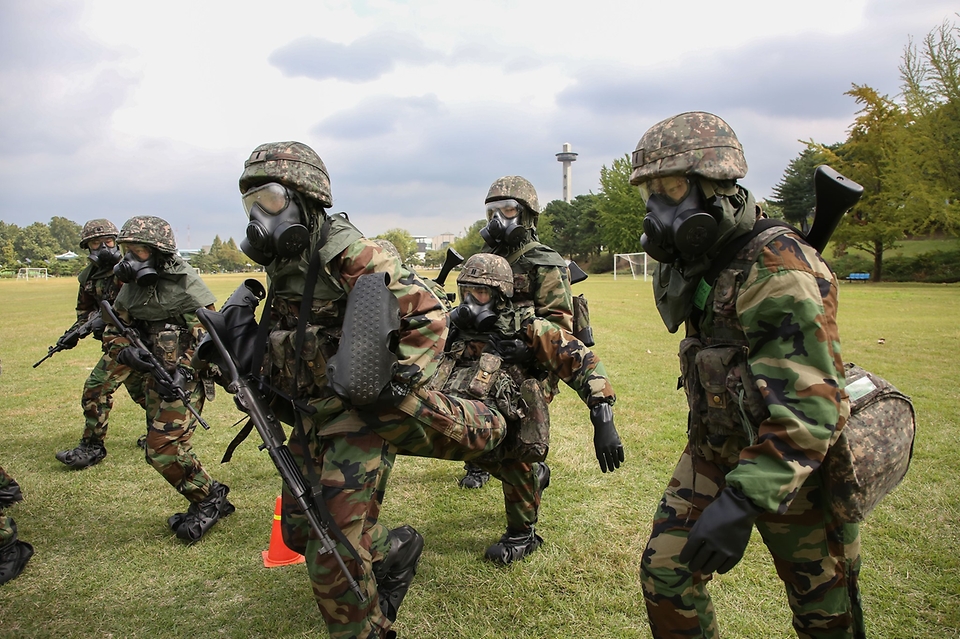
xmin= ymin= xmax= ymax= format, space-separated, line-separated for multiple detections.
xmin=480 ymin=199 xmax=526 ymax=247
xmin=87 ymin=241 xmax=121 ymax=270
xmin=450 ymin=286 xmax=498 ymax=332
xmin=114 ymin=250 xmax=159 ymax=286
xmin=639 ymin=177 xmax=719 ymax=264
xmin=240 ymin=182 xmax=310 ymax=265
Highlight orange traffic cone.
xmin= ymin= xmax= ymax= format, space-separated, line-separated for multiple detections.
xmin=262 ymin=496 xmax=306 ymax=567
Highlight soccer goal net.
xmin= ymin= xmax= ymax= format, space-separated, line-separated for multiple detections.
xmin=17 ymin=267 xmax=48 ymax=280
xmin=613 ymin=253 xmax=650 ymax=281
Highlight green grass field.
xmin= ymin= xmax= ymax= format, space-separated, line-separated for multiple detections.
xmin=1 ymin=274 xmax=958 ymax=638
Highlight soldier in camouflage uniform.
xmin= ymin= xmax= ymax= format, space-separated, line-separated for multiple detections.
xmin=435 ymin=254 xmax=623 ymax=564
xmin=458 ymin=175 xmax=579 ymax=562
xmin=631 ymin=112 xmax=862 ymax=638
xmin=55 ymin=219 xmax=148 ymax=469
xmin=103 ymin=216 xmax=235 ymax=541
xmin=0 ymin=465 xmax=33 ymax=585
xmin=235 ymin=142 xmax=517 ymax=639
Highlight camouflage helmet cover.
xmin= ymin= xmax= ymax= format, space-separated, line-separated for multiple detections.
xmin=238 ymin=141 xmax=333 ymax=208
xmin=116 ymin=215 xmax=177 ymax=254
xmin=457 ymin=253 xmax=514 ymax=298
xmin=80 ymin=218 xmax=119 ymax=248
xmin=485 ymin=176 xmax=540 ymax=226
xmin=629 ymin=111 xmax=748 ymax=185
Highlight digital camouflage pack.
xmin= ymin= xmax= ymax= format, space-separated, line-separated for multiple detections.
xmin=821 ymin=363 xmax=916 ymax=523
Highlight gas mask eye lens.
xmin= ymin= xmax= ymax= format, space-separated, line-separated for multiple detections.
xmin=639 ymin=177 xmax=691 ymax=206
xmin=242 ymin=183 xmax=290 ymax=217
xmin=484 ymin=199 xmax=521 ymax=221
xmin=461 ymin=286 xmax=493 ymax=305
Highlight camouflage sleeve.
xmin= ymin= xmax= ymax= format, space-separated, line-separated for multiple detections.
xmin=336 ymin=238 xmax=447 ymax=386
xmin=522 ymin=318 xmax=615 ymax=407
xmin=533 ymin=264 xmax=575 ymax=333
xmin=72 ymin=284 xmax=98 ymax=328
xmin=724 ymin=234 xmax=849 ymax=514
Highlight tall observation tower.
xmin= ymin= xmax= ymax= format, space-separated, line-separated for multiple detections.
xmin=555 ymin=142 xmax=578 ymax=203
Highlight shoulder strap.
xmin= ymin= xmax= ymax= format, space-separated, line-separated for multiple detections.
xmin=506 ymin=240 xmax=542 ymax=263
xmin=703 ymin=219 xmax=797 ymax=288
xmin=689 ymin=219 xmax=799 ymax=329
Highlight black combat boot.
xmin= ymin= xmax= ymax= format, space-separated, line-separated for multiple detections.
xmin=373 ymin=525 xmax=424 ymax=622
xmin=54 ymin=438 xmax=107 ymax=469
xmin=458 ymin=463 xmax=490 ymax=489
xmin=484 ymin=527 xmax=543 ymax=565
xmin=0 ymin=521 xmax=34 ymax=585
xmin=484 ymin=462 xmax=549 ymax=565
xmin=168 ymin=482 xmax=236 ymax=542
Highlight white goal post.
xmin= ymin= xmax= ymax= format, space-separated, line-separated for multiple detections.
xmin=17 ymin=267 xmax=48 ymax=280
xmin=613 ymin=253 xmax=650 ymax=281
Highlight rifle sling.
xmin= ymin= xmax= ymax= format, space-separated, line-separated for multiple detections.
xmin=290 ymin=217 xmax=364 ymax=570
xmin=689 ymin=219 xmax=797 ymax=330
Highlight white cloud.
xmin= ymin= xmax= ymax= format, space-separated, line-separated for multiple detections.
xmin=1 ymin=0 xmax=957 ymax=247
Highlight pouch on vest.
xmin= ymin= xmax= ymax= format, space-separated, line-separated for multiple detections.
xmin=572 ymin=294 xmax=595 ymax=347
xmin=477 ymin=377 xmax=549 ymax=464
xmin=266 ymin=325 xmax=338 ymax=398
xmin=822 ymin=363 xmax=916 ymax=523
xmin=466 ymin=352 xmax=502 ymax=399
xmin=154 ymin=329 xmax=182 ymax=372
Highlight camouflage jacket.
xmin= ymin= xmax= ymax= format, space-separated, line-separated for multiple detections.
xmin=687 ymin=228 xmax=849 ymax=515
xmin=450 ymin=311 xmax=615 ymax=409
xmin=265 ymin=213 xmax=447 ymax=393
xmin=484 ymin=240 xmax=574 ymax=333
xmin=72 ymin=263 xmax=123 ymax=331
xmin=520 ymin=317 xmax=615 ymax=407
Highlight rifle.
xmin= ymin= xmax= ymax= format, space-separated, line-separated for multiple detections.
xmin=434 ymin=247 xmax=464 ymax=288
xmin=195 ymin=307 xmax=367 ymax=603
xmin=34 ymin=311 xmax=103 ymax=368
xmin=806 ymin=165 xmax=865 ymax=253
xmin=99 ymin=300 xmax=210 ymax=430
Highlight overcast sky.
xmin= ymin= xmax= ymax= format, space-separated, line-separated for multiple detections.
xmin=1 ymin=0 xmax=956 ymax=250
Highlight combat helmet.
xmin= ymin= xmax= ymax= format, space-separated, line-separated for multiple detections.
xmin=239 ymin=141 xmax=333 ymax=209
xmin=79 ymin=219 xmax=119 ymax=249
xmin=629 ymin=111 xmax=748 ymax=186
xmin=116 ymin=215 xmax=177 ymax=254
xmin=485 ymin=176 xmax=540 ymax=228
xmin=457 ymin=253 xmax=514 ymax=299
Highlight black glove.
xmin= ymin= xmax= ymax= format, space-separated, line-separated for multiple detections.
xmin=116 ymin=346 xmax=155 ymax=374
xmin=90 ymin=316 xmax=106 ymax=340
xmin=57 ymin=331 xmax=80 ymax=350
xmin=679 ymin=487 xmax=764 ymax=575
xmin=491 ymin=336 xmax=530 ymax=364
xmin=154 ymin=367 xmax=189 ymax=402
xmin=589 ymin=402 xmax=624 ymax=473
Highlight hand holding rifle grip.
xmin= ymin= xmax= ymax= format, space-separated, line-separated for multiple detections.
xmin=100 ymin=300 xmax=209 ymax=430
xmin=33 ymin=311 xmax=102 ymax=368
xmin=195 ymin=307 xmax=367 ymax=603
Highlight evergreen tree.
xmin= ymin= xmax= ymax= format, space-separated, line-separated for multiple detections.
xmin=596 ymin=155 xmax=645 ymax=254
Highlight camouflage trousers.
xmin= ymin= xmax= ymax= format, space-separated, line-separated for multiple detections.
xmin=278 ymin=390 xmax=508 ymax=639
xmin=473 ymin=459 xmax=542 ymax=532
xmin=391 ymin=388 xmax=544 ymax=531
xmin=0 ymin=465 xmax=23 ymax=546
xmin=80 ymin=346 xmax=147 ymax=441
xmin=640 ymin=444 xmax=864 ymax=639
xmin=281 ymin=415 xmax=394 ymax=639
xmin=142 ymin=378 xmax=214 ymax=503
